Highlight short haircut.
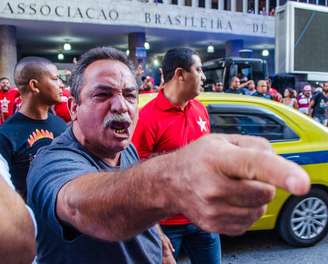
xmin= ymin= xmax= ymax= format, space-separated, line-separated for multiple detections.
xmin=257 ymin=80 xmax=267 ymax=88
xmin=69 ymin=47 xmax=135 ymax=104
xmin=162 ymin=48 xmax=198 ymax=83
xmin=0 ymin=77 xmax=9 ymax=82
xmin=14 ymin=56 xmax=54 ymax=94
xmin=230 ymin=76 xmax=240 ymax=86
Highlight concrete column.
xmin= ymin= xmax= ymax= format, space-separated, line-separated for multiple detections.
xmin=161 ymin=0 xmax=169 ymax=4
xmin=243 ymin=0 xmax=247 ymax=13
xmin=205 ymin=0 xmax=212 ymax=9
xmin=219 ymin=0 xmax=224 ymax=10
xmin=0 ymin=26 xmax=17 ymax=84
xmin=192 ymin=0 xmax=198 ymax=7
xmin=177 ymin=0 xmax=184 ymax=6
xmin=255 ymin=0 xmax=259 ymax=14
xmin=231 ymin=0 xmax=236 ymax=11
xmin=225 ymin=39 xmax=244 ymax=57
xmin=128 ymin=32 xmax=147 ymax=66
xmin=266 ymin=0 xmax=269 ymax=15
xmin=276 ymin=0 xmax=279 ymax=8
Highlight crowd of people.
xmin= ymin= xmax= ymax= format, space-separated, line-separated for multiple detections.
xmin=0 ymin=47 xmax=310 ymax=264
xmin=211 ymin=76 xmax=328 ymax=126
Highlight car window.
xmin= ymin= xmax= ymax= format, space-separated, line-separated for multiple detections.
xmin=207 ymin=105 xmax=299 ymax=142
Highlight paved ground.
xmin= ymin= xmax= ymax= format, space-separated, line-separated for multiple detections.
xmin=178 ymin=230 xmax=328 ymax=264
xmin=222 ymin=230 xmax=328 ymax=264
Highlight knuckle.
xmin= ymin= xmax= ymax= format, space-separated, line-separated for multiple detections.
xmin=203 ymin=185 xmax=226 ymax=203
xmin=258 ymin=185 xmax=276 ymax=204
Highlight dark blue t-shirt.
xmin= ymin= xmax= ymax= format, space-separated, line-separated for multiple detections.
xmin=252 ymin=92 xmax=273 ymax=100
xmin=27 ymin=128 xmax=162 ymax=264
xmin=225 ymin=87 xmax=246 ymax=95
xmin=312 ymin=92 xmax=328 ymax=117
xmin=0 ymin=112 xmax=66 ymax=199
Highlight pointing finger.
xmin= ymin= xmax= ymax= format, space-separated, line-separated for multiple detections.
xmin=217 ymin=144 xmax=310 ymax=196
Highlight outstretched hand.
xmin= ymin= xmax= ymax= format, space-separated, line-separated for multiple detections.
xmin=169 ymin=134 xmax=310 ymax=236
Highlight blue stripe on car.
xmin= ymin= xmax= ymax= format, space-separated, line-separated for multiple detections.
xmin=281 ymin=151 xmax=328 ymax=165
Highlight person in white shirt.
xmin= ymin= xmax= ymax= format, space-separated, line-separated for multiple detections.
xmin=0 ymin=154 xmax=36 ymax=263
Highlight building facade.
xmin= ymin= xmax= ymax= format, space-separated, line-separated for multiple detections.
xmin=0 ymin=0 xmax=326 ymax=81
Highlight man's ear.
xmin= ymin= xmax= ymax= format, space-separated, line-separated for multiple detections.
xmin=68 ymin=96 xmax=78 ymax=121
xmin=28 ymin=79 xmax=40 ymax=94
xmin=174 ymin=68 xmax=184 ymax=82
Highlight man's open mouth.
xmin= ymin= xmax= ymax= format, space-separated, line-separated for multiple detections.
xmin=109 ymin=121 xmax=130 ymax=136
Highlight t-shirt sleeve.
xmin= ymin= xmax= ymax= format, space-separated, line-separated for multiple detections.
xmin=27 ymin=148 xmax=98 ymax=240
xmin=132 ymin=116 xmax=156 ymax=160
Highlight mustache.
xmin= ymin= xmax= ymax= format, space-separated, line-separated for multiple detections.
xmin=103 ymin=114 xmax=132 ymax=128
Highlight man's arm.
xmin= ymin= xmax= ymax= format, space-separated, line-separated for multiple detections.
xmin=57 ymin=134 xmax=310 ymax=242
xmin=309 ymin=98 xmax=316 ymax=117
xmin=0 ymin=175 xmax=35 ymax=263
xmin=238 ymin=80 xmax=251 ymax=89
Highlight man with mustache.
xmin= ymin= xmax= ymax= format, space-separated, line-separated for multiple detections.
xmin=0 ymin=57 xmax=66 ymax=200
xmin=27 ymin=47 xmax=309 ymax=264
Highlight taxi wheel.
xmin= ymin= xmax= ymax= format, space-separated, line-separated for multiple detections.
xmin=278 ymin=188 xmax=328 ymax=247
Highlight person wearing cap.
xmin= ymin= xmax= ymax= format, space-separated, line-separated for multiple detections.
xmin=297 ymin=85 xmax=312 ymax=115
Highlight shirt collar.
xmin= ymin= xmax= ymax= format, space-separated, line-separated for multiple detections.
xmin=156 ymin=89 xmax=190 ymax=112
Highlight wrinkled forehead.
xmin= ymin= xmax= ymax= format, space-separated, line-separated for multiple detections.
xmin=84 ymin=60 xmax=136 ymax=88
xmin=0 ymin=79 xmax=9 ymax=84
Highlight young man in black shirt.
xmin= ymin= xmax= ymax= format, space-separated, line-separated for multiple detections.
xmin=0 ymin=57 xmax=67 ymax=199
xmin=310 ymin=82 xmax=328 ymax=125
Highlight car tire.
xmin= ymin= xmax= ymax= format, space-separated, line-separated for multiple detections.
xmin=278 ymin=188 xmax=328 ymax=247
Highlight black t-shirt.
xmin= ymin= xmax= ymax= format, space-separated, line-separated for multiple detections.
xmin=312 ymin=92 xmax=328 ymax=117
xmin=0 ymin=112 xmax=67 ymax=199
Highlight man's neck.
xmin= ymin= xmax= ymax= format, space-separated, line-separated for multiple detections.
xmin=162 ymin=84 xmax=190 ymax=108
xmin=72 ymin=123 xmax=121 ymax=166
xmin=19 ymin=101 xmax=49 ymax=120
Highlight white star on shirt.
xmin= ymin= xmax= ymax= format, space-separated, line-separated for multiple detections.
xmin=197 ymin=116 xmax=207 ymax=132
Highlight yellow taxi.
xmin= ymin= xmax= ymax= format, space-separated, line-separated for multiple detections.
xmin=138 ymin=92 xmax=328 ymax=247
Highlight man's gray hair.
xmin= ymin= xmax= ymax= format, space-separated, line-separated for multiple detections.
xmin=69 ymin=47 xmax=135 ymax=104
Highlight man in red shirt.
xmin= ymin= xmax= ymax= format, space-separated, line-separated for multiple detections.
xmin=267 ymin=79 xmax=282 ymax=102
xmin=0 ymin=77 xmax=20 ymax=124
xmin=133 ymin=48 xmax=220 ymax=263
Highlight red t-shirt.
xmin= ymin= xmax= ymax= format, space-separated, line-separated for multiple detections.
xmin=132 ymin=89 xmax=210 ymax=225
xmin=0 ymin=88 xmax=20 ymax=124
xmin=54 ymin=88 xmax=71 ymax=123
